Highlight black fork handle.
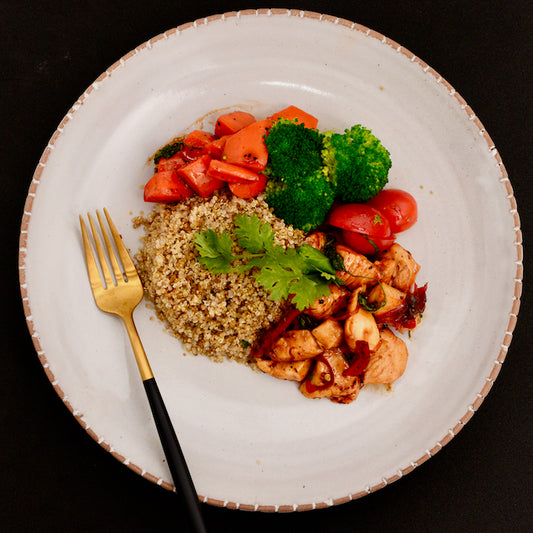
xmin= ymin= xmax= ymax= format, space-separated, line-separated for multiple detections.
xmin=143 ymin=377 xmax=207 ymax=533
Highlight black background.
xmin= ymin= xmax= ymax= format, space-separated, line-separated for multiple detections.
xmin=2 ymin=1 xmax=532 ymax=532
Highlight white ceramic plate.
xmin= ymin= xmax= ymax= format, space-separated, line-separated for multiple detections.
xmin=19 ymin=10 xmax=522 ymax=511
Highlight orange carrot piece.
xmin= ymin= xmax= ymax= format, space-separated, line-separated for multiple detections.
xmin=143 ymin=170 xmax=194 ymax=203
xmin=157 ymin=153 xmax=187 ymax=172
xmin=268 ymin=105 xmax=318 ymax=129
xmin=207 ymin=159 xmax=261 ymax=183
xmin=222 ymin=119 xmax=272 ymax=172
xmin=177 ymin=154 xmax=225 ymax=197
xmin=229 ymin=173 xmax=268 ymax=198
xmin=181 ymin=130 xmax=216 ymax=160
xmin=215 ymin=111 xmax=256 ymax=137
xmin=203 ymin=135 xmax=230 ymax=159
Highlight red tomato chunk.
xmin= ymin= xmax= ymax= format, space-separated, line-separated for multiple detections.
xmin=366 ymin=189 xmax=418 ymax=233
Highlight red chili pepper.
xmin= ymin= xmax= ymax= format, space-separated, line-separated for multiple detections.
xmin=343 ymin=340 xmax=371 ymax=377
xmin=375 ymin=283 xmax=427 ymax=330
xmin=375 ymin=304 xmax=407 ymax=326
xmin=251 ymin=307 xmax=301 ymax=358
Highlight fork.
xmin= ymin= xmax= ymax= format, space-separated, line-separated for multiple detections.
xmin=80 ymin=209 xmax=207 ymax=533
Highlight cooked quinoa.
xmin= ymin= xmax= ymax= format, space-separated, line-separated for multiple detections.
xmin=133 ymin=190 xmax=305 ymax=365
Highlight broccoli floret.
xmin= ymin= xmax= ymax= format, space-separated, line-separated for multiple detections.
xmin=265 ymin=119 xmax=324 ymax=181
xmin=265 ymin=172 xmax=336 ymax=232
xmin=322 ymin=125 xmax=391 ymax=203
xmin=264 ymin=119 xmax=336 ymax=231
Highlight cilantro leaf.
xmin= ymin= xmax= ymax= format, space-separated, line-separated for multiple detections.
xmin=255 ymin=263 xmax=298 ymax=302
xmin=193 ymin=229 xmax=235 ymax=273
xmin=290 ymin=275 xmax=331 ymax=311
xmin=234 ymin=213 xmax=275 ymax=253
xmin=297 ymin=244 xmax=337 ymax=278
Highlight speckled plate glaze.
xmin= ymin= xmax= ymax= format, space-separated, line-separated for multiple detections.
xmin=19 ymin=9 xmax=522 ymax=511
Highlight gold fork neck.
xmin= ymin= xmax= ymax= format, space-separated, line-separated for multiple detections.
xmin=120 ymin=312 xmax=154 ymax=381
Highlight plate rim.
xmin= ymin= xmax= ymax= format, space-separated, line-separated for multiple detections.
xmin=18 ymin=8 xmax=523 ymax=512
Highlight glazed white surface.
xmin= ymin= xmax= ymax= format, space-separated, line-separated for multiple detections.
xmin=20 ymin=11 xmax=520 ymax=509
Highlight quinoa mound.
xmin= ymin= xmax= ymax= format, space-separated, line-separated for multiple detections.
xmin=134 ymin=190 xmax=305 ymax=364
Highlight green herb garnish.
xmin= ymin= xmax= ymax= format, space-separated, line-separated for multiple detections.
xmin=153 ymin=141 xmax=183 ymax=165
xmin=357 ymin=280 xmax=387 ymax=312
xmin=194 ymin=214 xmax=340 ymax=310
xmin=323 ymin=235 xmax=345 ymax=271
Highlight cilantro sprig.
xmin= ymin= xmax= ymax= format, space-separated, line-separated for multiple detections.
xmin=193 ymin=214 xmax=340 ymax=310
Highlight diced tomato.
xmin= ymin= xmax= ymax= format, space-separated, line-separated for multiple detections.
xmin=366 ymin=189 xmax=418 ymax=233
xmin=214 ymin=111 xmax=256 ymax=137
xmin=180 ymin=130 xmax=216 ymax=161
xmin=268 ymin=105 xmax=319 ymax=129
xmin=229 ymin=173 xmax=268 ymax=198
xmin=328 ymin=203 xmax=392 ymax=238
xmin=157 ymin=153 xmax=187 ymax=172
xmin=177 ymin=154 xmax=225 ymax=197
xmin=207 ymin=159 xmax=261 ymax=183
xmin=222 ymin=119 xmax=272 ymax=171
xmin=341 ymin=229 xmax=395 ymax=255
xmin=143 ymin=170 xmax=194 ymax=203
xmin=203 ymin=135 xmax=230 ymax=159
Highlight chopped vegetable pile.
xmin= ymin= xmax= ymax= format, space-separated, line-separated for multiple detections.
xmin=141 ymin=105 xmax=427 ymax=404
xmin=143 ymin=105 xmax=392 ymax=232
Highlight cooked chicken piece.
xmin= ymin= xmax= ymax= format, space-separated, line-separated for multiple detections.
xmin=363 ymin=329 xmax=408 ymax=384
xmin=305 ymin=283 xmax=349 ymax=320
xmin=256 ymin=358 xmax=313 ymax=382
xmin=374 ymin=243 xmax=420 ymax=292
xmin=335 ymin=244 xmax=380 ymax=290
xmin=344 ymin=307 xmax=380 ymax=352
xmin=366 ymin=283 xmax=406 ymax=320
xmin=299 ymin=348 xmax=360 ymax=403
xmin=304 ymin=231 xmax=327 ymax=251
xmin=312 ymin=319 xmax=344 ymax=349
xmin=269 ymin=329 xmax=323 ymax=362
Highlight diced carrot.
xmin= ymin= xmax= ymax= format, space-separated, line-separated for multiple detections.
xmin=177 ymin=154 xmax=225 ymax=197
xmin=268 ymin=105 xmax=318 ymax=129
xmin=203 ymin=135 xmax=230 ymax=159
xmin=157 ymin=153 xmax=187 ymax=172
xmin=181 ymin=130 xmax=216 ymax=161
xmin=207 ymin=159 xmax=261 ymax=183
xmin=214 ymin=111 xmax=256 ymax=137
xmin=229 ymin=173 xmax=268 ymax=198
xmin=143 ymin=170 xmax=194 ymax=203
xmin=222 ymin=119 xmax=272 ymax=171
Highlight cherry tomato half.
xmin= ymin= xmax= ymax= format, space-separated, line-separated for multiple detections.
xmin=341 ymin=229 xmax=396 ymax=255
xmin=366 ymin=189 xmax=418 ymax=233
xmin=328 ymin=203 xmax=392 ymax=238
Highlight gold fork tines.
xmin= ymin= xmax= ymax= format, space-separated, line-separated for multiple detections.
xmin=79 ymin=209 xmax=152 ymax=380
